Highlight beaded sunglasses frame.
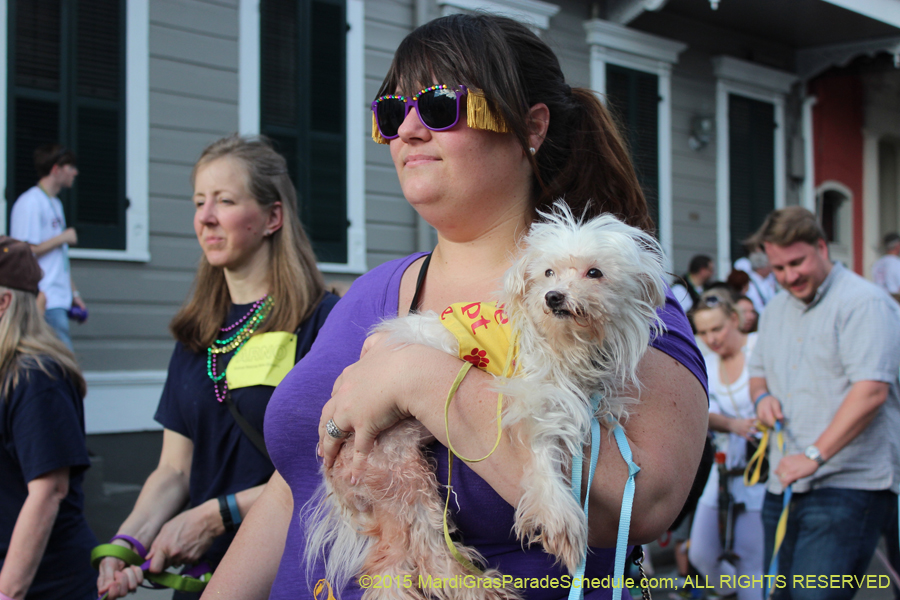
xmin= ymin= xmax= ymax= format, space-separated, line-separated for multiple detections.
xmin=371 ymin=84 xmax=468 ymax=140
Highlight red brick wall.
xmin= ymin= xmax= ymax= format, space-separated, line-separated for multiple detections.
xmin=810 ymin=73 xmax=864 ymax=273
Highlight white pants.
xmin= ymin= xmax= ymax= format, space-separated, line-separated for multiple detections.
xmin=688 ymin=502 xmax=764 ymax=600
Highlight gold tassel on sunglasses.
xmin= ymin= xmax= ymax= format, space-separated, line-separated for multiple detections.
xmin=371 ymin=87 xmax=510 ymax=145
xmin=466 ymin=89 xmax=510 ymax=134
xmin=372 ymin=114 xmax=389 ymax=145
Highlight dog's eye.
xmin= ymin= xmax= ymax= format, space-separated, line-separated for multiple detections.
xmin=586 ymin=268 xmax=603 ymax=279
xmin=545 ymin=269 xmax=554 ymax=278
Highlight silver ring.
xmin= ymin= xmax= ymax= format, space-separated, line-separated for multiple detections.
xmin=325 ymin=418 xmax=350 ymax=439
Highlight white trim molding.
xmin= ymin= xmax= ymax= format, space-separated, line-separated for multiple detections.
xmin=238 ymin=0 xmax=261 ymax=136
xmin=437 ymin=0 xmax=560 ymax=33
xmin=862 ymin=131 xmax=879 ymax=277
xmin=801 ymin=95 xmax=818 ymax=212
xmin=3 ymin=0 xmax=150 ymax=262
xmin=606 ymin=0 xmax=669 ymax=26
xmin=238 ymin=0 xmax=366 ymax=274
xmin=713 ymin=56 xmax=796 ymax=277
xmin=584 ymin=19 xmax=686 ymax=272
xmin=796 ymin=36 xmax=900 ymax=82
xmin=322 ymin=0 xmax=367 ymax=274
xmin=816 ymin=180 xmax=854 ymax=268
xmin=820 ymin=0 xmax=900 ymax=29
xmin=73 ymin=0 xmax=150 ymax=262
xmin=84 ymin=370 xmax=166 ymax=434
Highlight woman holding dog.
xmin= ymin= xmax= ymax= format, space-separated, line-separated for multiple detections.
xmin=688 ymin=291 xmax=764 ymax=600
xmin=96 ymin=136 xmax=338 ymax=599
xmin=207 ymin=14 xmax=708 ymax=599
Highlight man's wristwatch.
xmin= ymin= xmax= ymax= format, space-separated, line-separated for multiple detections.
xmin=804 ymin=445 xmax=825 ymax=465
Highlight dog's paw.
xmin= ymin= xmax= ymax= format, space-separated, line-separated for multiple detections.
xmin=540 ymin=519 xmax=588 ymax=573
xmin=515 ymin=495 xmax=587 ymax=572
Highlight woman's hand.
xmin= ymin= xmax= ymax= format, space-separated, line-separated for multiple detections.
xmin=97 ymin=555 xmax=144 ymax=600
xmin=97 ymin=430 xmax=193 ymax=598
xmin=729 ymin=417 xmax=757 ymax=440
xmin=318 ymin=332 xmax=416 ymax=480
xmin=144 ymin=500 xmax=222 ymax=572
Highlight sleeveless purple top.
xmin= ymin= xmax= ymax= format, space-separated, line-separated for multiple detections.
xmin=265 ymin=253 xmax=707 ymax=599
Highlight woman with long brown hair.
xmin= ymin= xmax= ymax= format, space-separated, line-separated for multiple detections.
xmin=208 ymin=14 xmax=708 ymax=599
xmin=0 ymin=236 xmax=98 ymax=600
xmin=97 ymin=135 xmax=338 ymax=599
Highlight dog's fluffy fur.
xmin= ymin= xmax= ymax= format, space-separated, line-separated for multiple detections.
xmin=304 ymin=204 xmax=667 ymax=599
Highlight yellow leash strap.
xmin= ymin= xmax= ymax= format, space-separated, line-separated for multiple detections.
xmin=444 ymin=450 xmax=486 ymax=575
xmin=744 ymin=422 xmax=776 ymax=486
xmin=441 ymin=332 xmax=518 ymax=574
xmin=763 ymin=421 xmax=791 ymax=599
xmin=443 ymin=330 xmax=516 ymax=463
xmin=442 ymin=360 xmax=484 ymax=575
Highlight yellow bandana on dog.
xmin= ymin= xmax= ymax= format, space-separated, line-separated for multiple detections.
xmin=440 ymin=301 xmax=516 ymax=377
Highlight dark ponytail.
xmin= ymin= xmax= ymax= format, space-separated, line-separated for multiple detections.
xmin=532 ymin=87 xmax=653 ymax=232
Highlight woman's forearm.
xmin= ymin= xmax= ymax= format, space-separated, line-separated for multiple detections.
xmin=410 ymin=347 xmax=707 ymax=546
xmin=0 ymin=468 xmax=69 ymax=600
xmin=115 ymin=463 xmax=191 ymax=548
xmin=202 ymin=472 xmax=292 ymax=600
xmin=708 ymin=412 xmax=732 ymax=433
xmin=188 ymin=482 xmax=268 ymax=543
xmin=113 ymin=429 xmax=193 ymax=550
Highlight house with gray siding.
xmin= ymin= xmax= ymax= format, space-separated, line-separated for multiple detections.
xmin=1 ymin=1 xmax=899 ymax=512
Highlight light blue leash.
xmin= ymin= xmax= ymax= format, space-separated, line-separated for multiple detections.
xmin=568 ymin=394 xmax=641 ymax=600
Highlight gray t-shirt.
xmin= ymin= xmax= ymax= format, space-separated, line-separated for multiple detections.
xmin=749 ymin=262 xmax=900 ymax=494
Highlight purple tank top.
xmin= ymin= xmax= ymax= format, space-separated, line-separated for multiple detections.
xmin=264 ymin=253 xmax=707 ymax=599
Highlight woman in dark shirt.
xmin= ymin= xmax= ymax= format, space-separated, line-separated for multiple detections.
xmin=97 ymin=135 xmax=338 ymax=599
xmin=0 ymin=236 xmax=97 ymax=600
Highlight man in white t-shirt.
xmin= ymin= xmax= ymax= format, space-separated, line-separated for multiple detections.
xmin=10 ymin=144 xmax=86 ymax=349
xmin=873 ymin=232 xmax=900 ymax=303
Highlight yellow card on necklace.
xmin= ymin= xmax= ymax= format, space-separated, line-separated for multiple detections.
xmin=226 ymin=331 xmax=297 ymax=389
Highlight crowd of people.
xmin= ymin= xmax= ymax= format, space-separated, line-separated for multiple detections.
xmin=671 ymin=212 xmax=900 ymax=600
xmin=0 ymin=11 xmax=898 ymax=600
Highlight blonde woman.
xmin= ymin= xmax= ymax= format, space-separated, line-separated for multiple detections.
xmin=97 ymin=136 xmax=338 ymax=599
xmin=0 ymin=236 xmax=98 ymax=600
xmin=689 ymin=291 xmax=764 ymax=600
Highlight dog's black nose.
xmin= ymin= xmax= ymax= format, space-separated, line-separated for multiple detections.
xmin=545 ymin=290 xmax=565 ymax=309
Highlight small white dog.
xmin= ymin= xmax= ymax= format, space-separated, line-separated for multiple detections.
xmin=305 ymin=203 xmax=667 ymax=599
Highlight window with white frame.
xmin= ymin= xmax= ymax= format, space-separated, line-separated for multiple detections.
xmin=2 ymin=0 xmax=149 ymax=261
xmin=584 ymin=19 xmax=685 ymax=266
xmin=241 ymin=0 xmax=365 ymax=272
xmin=713 ymin=56 xmax=796 ymax=273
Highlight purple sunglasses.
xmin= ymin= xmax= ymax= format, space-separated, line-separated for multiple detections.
xmin=371 ymin=84 xmax=469 ymax=140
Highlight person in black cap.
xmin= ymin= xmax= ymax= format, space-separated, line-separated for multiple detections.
xmin=0 ymin=236 xmax=98 ymax=600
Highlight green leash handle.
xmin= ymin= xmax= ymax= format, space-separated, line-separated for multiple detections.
xmin=91 ymin=543 xmax=211 ymax=598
